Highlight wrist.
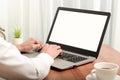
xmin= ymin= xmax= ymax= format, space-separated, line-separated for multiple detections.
xmin=15 ymin=44 xmax=23 ymax=52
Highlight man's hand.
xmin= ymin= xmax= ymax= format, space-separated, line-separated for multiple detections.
xmin=41 ymin=44 xmax=62 ymax=59
xmin=16 ymin=38 xmax=44 ymax=52
xmin=15 ymin=38 xmax=62 ymax=59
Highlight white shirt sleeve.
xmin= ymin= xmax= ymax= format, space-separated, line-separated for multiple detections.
xmin=0 ymin=37 xmax=54 ymax=80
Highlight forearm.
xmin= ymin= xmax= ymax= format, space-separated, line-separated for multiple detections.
xmin=0 ymin=38 xmax=54 ymax=80
xmin=0 ymin=53 xmax=53 ymax=80
xmin=30 ymin=53 xmax=54 ymax=79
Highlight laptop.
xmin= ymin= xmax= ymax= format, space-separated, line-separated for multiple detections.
xmin=46 ymin=7 xmax=111 ymax=70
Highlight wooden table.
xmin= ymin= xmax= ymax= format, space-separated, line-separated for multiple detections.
xmin=44 ymin=44 xmax=120 ymax=80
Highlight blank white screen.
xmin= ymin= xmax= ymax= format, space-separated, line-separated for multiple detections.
xmin=49 ymin=10 xmax=107 ymax=52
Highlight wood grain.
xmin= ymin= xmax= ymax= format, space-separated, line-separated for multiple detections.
xmin=44 ymin=44 xmax=120 ymax=80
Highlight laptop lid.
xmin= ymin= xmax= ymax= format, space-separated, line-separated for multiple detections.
xmin=46 ymin=7 xmax=110 ymax=58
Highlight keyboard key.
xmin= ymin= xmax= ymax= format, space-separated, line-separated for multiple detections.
xmin=58 ymin=52 xmax=87 ymax=63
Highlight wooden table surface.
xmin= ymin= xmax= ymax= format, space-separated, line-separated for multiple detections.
xmin=44 ymin=44 xmax=120 ymax=80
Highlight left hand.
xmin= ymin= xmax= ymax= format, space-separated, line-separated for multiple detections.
xmin=16 ymin=38 xmax=44 ymax=52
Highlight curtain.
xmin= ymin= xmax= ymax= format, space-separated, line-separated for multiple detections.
xmin=0 ymin=0 xmax=120 ymax=51
xmin=0 ymin=0 xmax=53 ymax=42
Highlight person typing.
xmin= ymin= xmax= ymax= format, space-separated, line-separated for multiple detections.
xmin=0 ymin=37 xmax=62 ymax=80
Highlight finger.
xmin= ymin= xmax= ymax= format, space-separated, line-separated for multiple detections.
xmin=31 ymin=37 xmax=43 ymax=45
xmin=33 ymin=40 xmax=44 ymax=48
xmin=45 ymin=43 xmax=49 ymax=46
xmin=35 ymin=40 xmax=43 ymax=46
xmin=43 ymin=44 xmax=49 ymax=48
xmin=50 ymin=44 xmax=61 ymax=49
xmin=38 ymin=43 xmax=44 ymax=49
xmin=33 ymin=44 xmax=41 ymax=50
xmin=32 ymin=45 xmax=38 ymax=50
xmin=57 ymin=45 xmax=61 ymax=49
xmin=40 ymin=43 xmax=45 ymax=47
xmin=57 ymin=49 xmax=63 ymax=54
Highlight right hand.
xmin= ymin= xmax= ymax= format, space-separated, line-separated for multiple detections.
xmin=40 ymin=44 xmax=62 ymax=59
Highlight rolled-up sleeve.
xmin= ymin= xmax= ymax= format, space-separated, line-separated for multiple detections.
xmin=0 ymin=37 xmax=54 ymax=80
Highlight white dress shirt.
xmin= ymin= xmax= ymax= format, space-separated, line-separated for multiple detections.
xmin=0 ymin=37 xmax=54 ymax=80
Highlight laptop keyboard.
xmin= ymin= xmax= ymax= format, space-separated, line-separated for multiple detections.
xmin=57 ymin=52 xmax=87 ymax=63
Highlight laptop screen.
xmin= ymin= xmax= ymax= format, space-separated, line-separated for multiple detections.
xmin=47 ymin=7 xmax=110 ymax=57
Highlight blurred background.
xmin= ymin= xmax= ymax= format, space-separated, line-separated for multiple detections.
xmin=0 ymin=0 xmax=120 ymax=52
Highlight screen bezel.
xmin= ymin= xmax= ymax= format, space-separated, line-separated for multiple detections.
xmin=46 ymin=7 xmax=111 ymax=58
